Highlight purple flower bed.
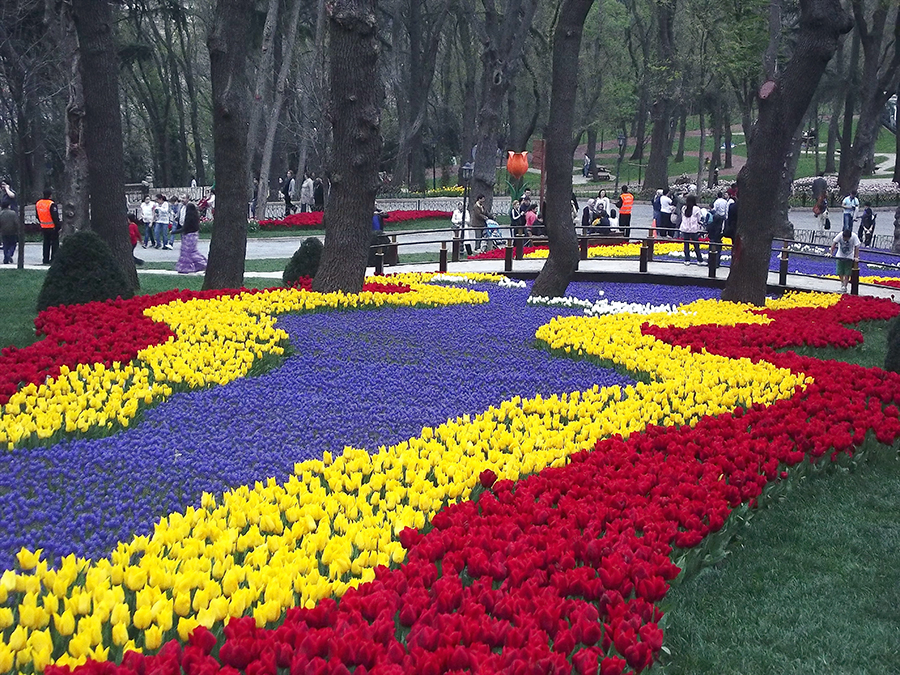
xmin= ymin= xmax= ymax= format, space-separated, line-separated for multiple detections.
xmin=0 ymin=282 xmax=717 ymax=570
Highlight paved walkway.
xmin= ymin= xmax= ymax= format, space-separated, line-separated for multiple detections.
xmin=5 ymin=247 xmax=897 ymax=302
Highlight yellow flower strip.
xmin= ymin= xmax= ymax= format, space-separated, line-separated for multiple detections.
xmin=524 ymin=241 xmax=725 ymax=260
xmin=0 ymin=281 xmax=489 ymax=451
xmin=0 ymin=292 xmax=838 ymax=672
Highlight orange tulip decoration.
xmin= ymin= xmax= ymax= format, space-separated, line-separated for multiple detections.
xmin=506 ymin=152 xmax=529 ymax=180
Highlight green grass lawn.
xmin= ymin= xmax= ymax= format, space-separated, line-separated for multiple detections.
xmin=664 ymin=319 xmax=900 ymax=674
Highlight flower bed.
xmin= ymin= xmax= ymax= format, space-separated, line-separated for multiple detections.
xmin=257 ymin=210 xmax=451 ymax=230
xmin=1 ymin=282 xmax=899 ymax=674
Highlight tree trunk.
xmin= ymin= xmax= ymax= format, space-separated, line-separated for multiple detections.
xmin=723 ymin=0 xmax=852 ymax=305
xmin=60 ymin=4 xmax=89 ymax=237
xmin=254 ymin=0 xmax=304 ymax=220
xmin=471 ymin=0 xmax=540 ymax=216
xmin=894 ymin=84 xmax=900 ymax=185
xmin=724 ymin=106 xmax=733 ymax=169
xmin=456 ymin=14 xmax=478 ymax=184
xmin=708 ymin=100 xmax=722 ymax=188
xmin=176 ymin=13 xmax=206 ymax=185
xmin=586 ymin=127 xmax=597 ymax=181
xmin=674 ymin=107 xmax=687 ymax=163
xmin=892 ymin=203 xmax=900 ymax=254
xmin=696 ymin=107 xmax=706 ymax=189
xmin=643 ymin=0 xmax=676 ymax=194
xmin=531 ymin=0 xmax=595 ymax=298
xmin=247 ymin=0 xmax=280 ymax=182
xmin=312 ymin=0 xmax=381 ymax=293
xmin=629 ymin=90 xmax=647 ymax=161
xmin=825 ymin=105 xmax=840 ymax=173
xmin=203 ymin=0 xmax=253 ymax=290
xmin=837 ymin=2 xmax=900 ymax=194
xmin=71 ymin=0 xmax=137 ymax=290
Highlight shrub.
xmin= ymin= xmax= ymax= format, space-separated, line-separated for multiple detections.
xmin=36 ymin=230 xmax=134 ymax=312
xmin=283 ymin=237 xmax=324 ymax=286
xmin=884 ymin=316 xmax=900 ymax=373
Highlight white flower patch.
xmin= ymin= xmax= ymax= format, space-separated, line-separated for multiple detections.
xmin=528 ymin=294 xmax=688 ymax=317
xmin=498 ymin=276 xmax=527 ymax=289
xmin=429 ymin=274 xmax=480 ymax=285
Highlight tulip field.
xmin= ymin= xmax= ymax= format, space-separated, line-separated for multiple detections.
xmin=0 ymin=273 xmax=898 ymax=674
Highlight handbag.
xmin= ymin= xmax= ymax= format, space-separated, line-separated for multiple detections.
xmin=824 ymin=217 xmax=831 ymax=230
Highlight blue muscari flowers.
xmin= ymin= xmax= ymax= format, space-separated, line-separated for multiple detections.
xmin=0 ymin=282 xmax=717 ymax=569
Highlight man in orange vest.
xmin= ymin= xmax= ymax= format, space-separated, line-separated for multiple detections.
xmin=36 ymin=189 xmax=61 ymax=265
xmin=617 ymin=185 xmax=634 ymax=239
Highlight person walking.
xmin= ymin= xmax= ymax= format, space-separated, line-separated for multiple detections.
xmin=710 ymin=191 xmax=729 ymax=243
xmin=472 ymin=194 xmax=491 ymax=250
xmin=841 ymin=190 xmax=859 ymax=233
xmin=175 ymin=203 xmax=207 ymax=273
xmin=313 ymin=177 xmax=325 ymax=211
xmin=140 ymin=195 xmax=155 ymax=248
xmin=858 ymin=202 xmax=876 ymax=246
xmin=617 ymin=185 xmax=634 ymax=239
xmin=680 ymin=194 xmax=704 ymax=265
xmin=830 ymin=228 xmax=860 ymax=293
xmin=0 ymin=200 xmax=19 ymax=264
xmin=812 ymin=172 xmax=829 ymax=229
xmin=299 ymin=173 xmax=314 ymax=212
xmin=651 ymin=189 xmax=663 ymax=237
xmin=282 ymin=170 xmax=296 ymax=215
xmin=152 ymin=193 xmax=170 ymax=249
xmin=659 ymin=188 xmax=675 ymax=238
xmin=0 ymin=180 xmax=17 ymax=211
xmin=451 ymin=201 xmax=471 ymax=254
xmin=36 ymin=189 xmax=61 ymax=265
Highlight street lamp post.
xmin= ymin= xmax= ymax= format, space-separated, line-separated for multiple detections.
xmin=461 ymin=162 xmax=474 ymax=256
xmin=615 ymin=133 xmax=625 ymax=192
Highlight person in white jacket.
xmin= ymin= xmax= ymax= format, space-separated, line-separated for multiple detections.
xmin=299 ymin=173 xmax=314 ymax=212
xmin=451 ymin=201 xmax=471 ymax=253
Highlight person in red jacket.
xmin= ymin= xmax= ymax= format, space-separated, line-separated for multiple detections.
xmin=128 ymin=214 xmax=144 ymax=266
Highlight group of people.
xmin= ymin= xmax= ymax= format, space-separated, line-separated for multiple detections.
xmin=132 ymin=192 xmax=207 ymax=273
xmin=812 ymin=175 xmax=877 ymax=247
xmin=649 ymin=185 xmax=738 ymax=265
xmin=580 ymin=187 xmax=634 ymax=237
xmin=281 ymin=171 xmax=324 ymax=215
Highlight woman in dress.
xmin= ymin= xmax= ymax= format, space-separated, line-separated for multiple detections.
xmin=175 ymin=203 xmax=207 ymax=273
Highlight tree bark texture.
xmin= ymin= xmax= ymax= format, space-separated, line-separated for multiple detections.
xmin=60 ymin=2 xmax=89 ymax=237
xmin=247 ymin=0 xmax=280 ymax=189
xmin=530 ymin=0 xmax=595 ymax=298
xmin=456 ymin=13 xmax=478 ymax=184
xmin=312 ymin=0 xmax=381 ymax=294
xmin=723 ymin=0 xmax=852 ymax=305
xmin=203 ymin=0 xmax=253 ymax=290
xmin=71 ymin=0 xmax=138 ymax=290
xmin=643 ymin=0 xmax=676 ymax=194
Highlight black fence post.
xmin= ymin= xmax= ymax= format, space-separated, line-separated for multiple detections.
xmin=639 ymin=242 xmax=648 ymax=273
xmin=504 ymin=244 xmax=513 ymax=272
xmin=779 ymin=248 xmax=789 ymax=286
xmin=375 ymin=250 xmax=384 ymax=276
xmin=708 ymin=243 xmax=719 ymax=278
xmin=580 ymin=237 xmax=589 ymax=260
xmin=439 ymin=243 xmax=448 ymax=273
xmin=851 ymin=261 xmax=860 ymax=295
xmin=451 ymin=238 xmax=460 ymax=262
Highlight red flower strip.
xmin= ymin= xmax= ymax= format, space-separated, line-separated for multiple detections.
xmin=286 ymin=277 xmax=412 ymax=294
xmin=258 ymin=210 xmax=451 ymax=230
xmin=52 ymin=294 xmax=900 ymax=674
xmin=0 ymin=288 xmax=259 ymax=405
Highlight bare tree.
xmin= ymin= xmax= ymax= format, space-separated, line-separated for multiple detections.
xmin=723 ymin=0 xmax=852 ymax=305
xmin=531 ymin=0 xmax=595 ymax=298
xmin=837 ymin=0 xmax=899 ymax=194
xmin=59 ymin=0 xmax=89 ymax=236
xmin=467 ymin=0 xmax=540 ymax=217
xmin=203 ymin=0 xmax=253 ymax=290
xmin=71 ymin=0 xmax=138 ymax=290
xmin=312 ymin=0 xmax=381 ymax=293
xmin=642 ymin=0 xmax=677 ymax=194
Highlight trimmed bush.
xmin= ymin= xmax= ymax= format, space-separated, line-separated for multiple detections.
xmin=36 ymin=231 xmax=134 ymax=312
xmin=884 ymin=316 xmax=900 ymax=373
xmin=283 ymin=237 xmax=324 ymax=287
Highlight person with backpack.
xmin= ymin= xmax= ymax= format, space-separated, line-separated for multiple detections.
xmin=36 ymin=189 xmax=61 ymax=264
